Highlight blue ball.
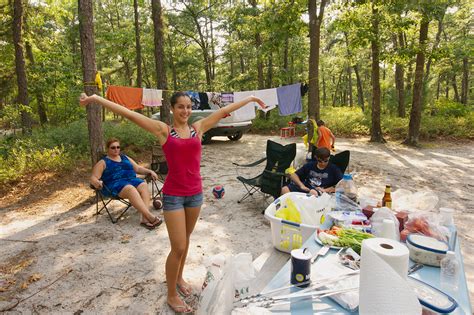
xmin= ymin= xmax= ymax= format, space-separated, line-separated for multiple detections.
xmin=212 ymin=185 xmax=225 ymax=199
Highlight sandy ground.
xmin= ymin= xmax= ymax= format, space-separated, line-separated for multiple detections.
xmin=0 ymin=134 xmax=473 ymax=313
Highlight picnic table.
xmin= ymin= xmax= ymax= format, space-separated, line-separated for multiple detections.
xmin=261 ymin=233 xmax=472 ymax=314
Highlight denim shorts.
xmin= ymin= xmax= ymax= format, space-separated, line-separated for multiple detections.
xmin=162 ymin=193 xmax=204 ymax=211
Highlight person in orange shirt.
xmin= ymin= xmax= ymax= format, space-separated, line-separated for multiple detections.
xmin=316 ymin=120 xmax=335 ymax=151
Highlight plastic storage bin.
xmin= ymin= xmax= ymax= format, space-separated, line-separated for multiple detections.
xmin=264 ymin=192 xmax=330 ymax=253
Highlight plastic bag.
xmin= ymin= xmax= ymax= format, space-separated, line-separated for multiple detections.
xmin=275 ymin=197 xmax=302 ymax=223
xmin=392 ymin=189 xmax=439 ymax=212
xmin=399 ymin=212 xmax=447 ymax=242
xmin=335 ymin=193 xmax=362 ymax=212
xmin=370 ymin=207 xmax=400 ymax=241
xmin=198 ymin=253 xmax=256 ymax=315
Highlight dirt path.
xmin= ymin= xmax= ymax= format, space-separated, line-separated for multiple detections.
xmin=1 ymin=134 xmax=473 ymax=313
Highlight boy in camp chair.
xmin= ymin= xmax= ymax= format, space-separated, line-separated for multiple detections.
xmin=281 ymin=147 xmax=342 ymax=196
xmin=90 ymin=137 xmax=162 ymax=229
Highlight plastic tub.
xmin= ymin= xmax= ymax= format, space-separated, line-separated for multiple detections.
xmin=406 ymin=234 xmax=449 ymax=267
xmin=264 ymin=192 xmax=331 ymax=253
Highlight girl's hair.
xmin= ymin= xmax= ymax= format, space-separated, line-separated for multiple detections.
xmin=106 ymin=137 xmax=120 ymax=148
xmin=170 ymin=91 xmax=191 ymax=107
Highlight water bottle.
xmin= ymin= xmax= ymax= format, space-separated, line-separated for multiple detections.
xmin=335 ymin=174 xmax=358 ymax=211
xmin=439 ymin=207 xmax=457 ymax=251
xmin=440 ymin=251 xmax=459 ymax=292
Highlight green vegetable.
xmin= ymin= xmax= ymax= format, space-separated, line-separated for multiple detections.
xmin=333 ymin=229 xmax=374 ymax=254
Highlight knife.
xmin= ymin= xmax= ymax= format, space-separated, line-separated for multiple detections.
xmin=311 ymin=245 xmax=330 ymax=264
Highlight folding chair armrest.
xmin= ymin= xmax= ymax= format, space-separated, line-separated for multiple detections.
xmin=263 ymin=169 xmax=286 ymax=177
xmin=233 ymin=157 xmax=267 ymax=168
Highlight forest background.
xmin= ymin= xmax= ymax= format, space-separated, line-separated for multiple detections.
xmin=0 ymin=0 xmax=472 ymax=183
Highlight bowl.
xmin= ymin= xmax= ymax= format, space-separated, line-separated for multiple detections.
xmin=406 ymin=234 xmax=449 ymax=267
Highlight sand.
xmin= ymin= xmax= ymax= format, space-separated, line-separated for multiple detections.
xmin=0 ymin=134 xmax=472 ymax=313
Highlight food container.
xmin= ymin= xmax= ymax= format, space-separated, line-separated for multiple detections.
xmin=406 ymin=234 xmax=449 ymax=267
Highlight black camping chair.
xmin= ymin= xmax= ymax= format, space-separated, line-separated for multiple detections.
xmin=233 ymin=140 xmax=297 ymax=204
xmin=91 ymin=175 xmax=162 ymax=224
xmin=311 ymin=147 xmax=351 ymax=174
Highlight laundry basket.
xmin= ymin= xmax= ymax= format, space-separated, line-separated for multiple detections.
xmin=264 ymin=192 xmax=332 ymax=253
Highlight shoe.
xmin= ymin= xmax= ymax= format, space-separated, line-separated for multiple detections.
xmin=140 ymin=217 xmax=162 ymax=230
xmin=167 ymin=300 xmax=193 ymax=314
xmin=176 ymin=283 xmax=193 ymax=297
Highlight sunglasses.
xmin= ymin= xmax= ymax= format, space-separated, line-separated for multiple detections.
xmin=109 ymin=146 xmax=120 ymax=150
xmin=317 ymin=158 xmax=329 ymax=163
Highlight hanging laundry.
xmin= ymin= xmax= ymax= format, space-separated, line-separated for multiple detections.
xmin=277 ymin=83 xmax=302 ymax=116
xmin=142 ymin=88 xmax=162 ymax=107
xmin=198 ymin=92 xmax=210 ymax=110
xmin=207 ymin=92 xmax=222 ymax=110
xmin=221 ymin=92 xmax=234 ymax=106
xmin=106 ymin=85 xmax=144 ymax=110
xmin=300 ymin=83 xmax=309 ymax=97
xmin=254 ymin=88 xmax=278 ymax=113
xmin=233 ymin=91 xmax=256 ymax=121
xmin=185 ymin=91 xmax=201 ymax=110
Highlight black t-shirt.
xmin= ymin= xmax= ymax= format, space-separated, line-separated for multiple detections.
xmin=295 ymin=161 xmax=343 ymax=189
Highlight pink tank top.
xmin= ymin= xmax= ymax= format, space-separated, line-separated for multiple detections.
xmin=162 ymin=126 xmax=202 ymax=196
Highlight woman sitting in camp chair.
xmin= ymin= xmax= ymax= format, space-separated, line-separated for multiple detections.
xmin=90 ymin=137 xmax=162 ymax=230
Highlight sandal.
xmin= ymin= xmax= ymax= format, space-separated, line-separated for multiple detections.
xmin=167 ymin=300 xmax=193 ymax=314
xmin=176 ymin=283 xmax=194 ymax=297
xmin=140 ymin=217 xmax=162 ymax=230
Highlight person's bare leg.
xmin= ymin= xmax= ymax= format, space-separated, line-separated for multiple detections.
xmin=281 ymin=186 xmax=290 ymax=195
xmin=136 ymin=182 xmax=152 ymax=222
xmin=164 ymin=209 xmax=192 ymax=311
xmin=118 ymin=185 xmax=155 ymax=223
xmin=176 ymin=206 xmax=201 ymax=295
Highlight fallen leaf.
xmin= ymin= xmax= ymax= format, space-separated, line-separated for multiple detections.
xmin=20 ymin=282 xmax=28 ymax=290
xmin=28 ymin=273 xmax=42 ymax=282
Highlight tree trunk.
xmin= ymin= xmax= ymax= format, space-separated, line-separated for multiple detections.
xmin=25 ymin=41 xmax=48 ymax=125
xmin=308 ymin=0 xmax=326 ymax=123
xmin=133 ymin=0 xmax=142 ymax=87
xmin=452 ymin=74 xmax=460 ymax=102
xmin=404 ymin=18 xmax=429 ymax=146
xmin=12 ymin=0 xmax=32 ymax=134
xmin=266 ymin=53 xmax=273 ymax=89
xmin=445 ymin=75 xmax=449 ymax=99
xmin=347 ymin=66 xmax=353 ymax=107
xmin=394 ymin=33 xmax=405 ymax=118
xmin=78 ymin=0 xmax=104 ymax=165
xmin=370 ymin=1 xmax=384 ymax=143
xmin=332 ymin=69 xmax=343 ymax=107
xmin=167 ymin=35 xmax=177 ymax=91
xmin=151 ymin=0 xmax=169 ymax=123
xmin=322 ymin=72 xmax=327 ymax=106
xmin=237 ymin=30 xmax=245 ymax=74
xmin=354 ymin=64 xmax=364 ymax=111
xmin=436 ymin=74 xmax=441 ymax=100
xmin=461 ymin=57 xmax=469 ymax=105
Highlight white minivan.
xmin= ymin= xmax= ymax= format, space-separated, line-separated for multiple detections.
xmin=152 ymin=109 xmax=252 ymax=144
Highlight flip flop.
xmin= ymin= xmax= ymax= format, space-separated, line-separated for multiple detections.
xmin=176 ymin=283 xmax=193 ymax=297
xmin=140 ymin=217 xmax=162 ymax=230
xmin=167 ymin=300 xmax=193 ymax=314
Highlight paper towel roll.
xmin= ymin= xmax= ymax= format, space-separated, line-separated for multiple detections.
xmin=359 ymin=238 xmax=421 ymax=315
xmin=380 ymin=219 xmax=397 ymax=241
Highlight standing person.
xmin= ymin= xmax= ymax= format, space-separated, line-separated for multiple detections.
xmin=90 ymin=137 xmax=162 ymax=229
xmin=80 ymin=92 xmax=266 ymax=313
xmin=281 ymin=147 xmax=342 ymax=195
xmin=316 ymin=119 xmax=336 ymax=151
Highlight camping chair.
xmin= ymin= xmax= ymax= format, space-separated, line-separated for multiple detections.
xmin=91 ymin=175 xmax=162 ymax=224
xmin=233 ymin=140 xmax=297 ymax=204
xmin=311 ymin=148 xmax=351 ymax=174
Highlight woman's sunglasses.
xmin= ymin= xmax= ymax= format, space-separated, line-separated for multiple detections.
xmin=109 ymin=146 xmax=120 ymax=150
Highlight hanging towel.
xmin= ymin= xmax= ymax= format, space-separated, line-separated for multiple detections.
xmin=277 ymin=83 xmax=302 ymax=116
xmin=254 ymin=88 xmax=278 ymax=113
xmin=232 ymin=91 xmax=256 ymax=121
xmin=185 ymin=91 xmax=201 ymax=110
xmin=106 ymin=85 xmax=144 ymax=110
xmin=207 ymin=92 xmax=222 ymax=109
xmin=142 ymin=88 xmax=162 ymax=107
xmin=198 ymin=92 xmax=210 ymax=110
xmin=221 ymin=92 xmax=234 ymax=106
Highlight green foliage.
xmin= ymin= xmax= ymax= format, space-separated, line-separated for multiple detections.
xmin=320 ymin=106 xmax=370 ymax=137
xmin=0 ymin=141 xmax=72 ymax=184
xmin=429 ymin=98 xmax=471 ymax=117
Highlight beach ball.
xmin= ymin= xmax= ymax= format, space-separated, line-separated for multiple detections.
xmin=153 ymin=197 xmax=163 ymax=210
xmin=212 ymin=185 xmax=225 ymax=199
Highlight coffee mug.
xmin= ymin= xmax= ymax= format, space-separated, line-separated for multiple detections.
xmin=291 ymin=248 xmax=311 ymax=287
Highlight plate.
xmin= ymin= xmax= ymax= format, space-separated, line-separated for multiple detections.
xmin=314 ymin=232 xmax=344 ymax=249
